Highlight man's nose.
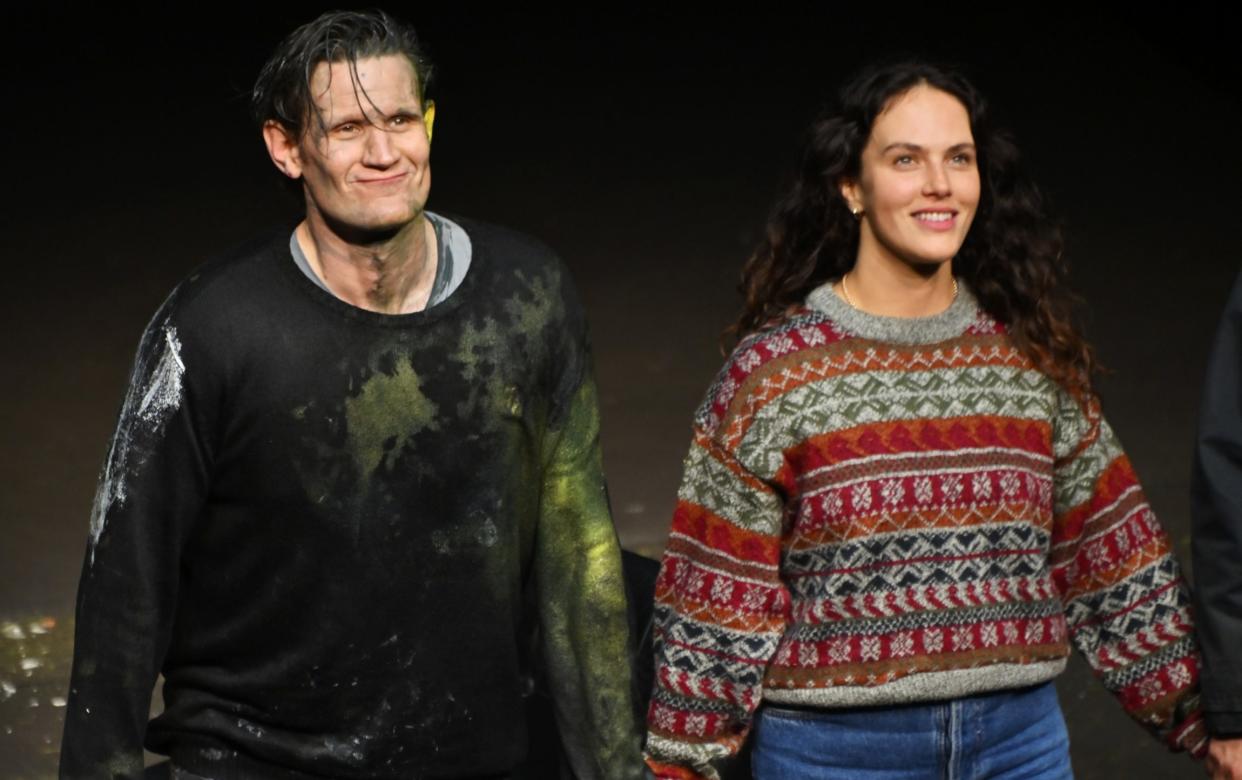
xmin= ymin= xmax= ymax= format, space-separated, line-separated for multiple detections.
xmin=362 ymin=127 xmax=399 ymax=167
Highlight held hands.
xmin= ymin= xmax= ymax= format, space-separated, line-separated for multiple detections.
xmin=1207 ymin=738 xmax=1242 ymax=780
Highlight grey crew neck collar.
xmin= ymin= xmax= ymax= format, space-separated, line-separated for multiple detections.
xmin=288 ymin=211 xmax=472 ymax=310
xmin=806 ymin=278 xmax=979 ymax=345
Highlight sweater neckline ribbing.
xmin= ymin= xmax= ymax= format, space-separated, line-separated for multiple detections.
xmin=805 ymin=278 xmax=979 ymax=345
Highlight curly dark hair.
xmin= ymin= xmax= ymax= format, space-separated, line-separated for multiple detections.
xmin=731 ymin=60 xmax=1096 ymax=399
xmin=251 ymin=9 xmax=433 ymax=140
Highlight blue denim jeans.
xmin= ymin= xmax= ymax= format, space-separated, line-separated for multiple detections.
xmin=752 ymin=682 xmax=1072 ymax=779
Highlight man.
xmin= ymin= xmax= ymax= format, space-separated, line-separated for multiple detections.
xmin=61 ymin=10 xmax=642 ymax=779
xmin=1193 ymin=271 xmax=1242 ymax=780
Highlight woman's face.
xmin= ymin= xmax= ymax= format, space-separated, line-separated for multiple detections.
xmin=840 ymin=85 xmax=980 ymax=272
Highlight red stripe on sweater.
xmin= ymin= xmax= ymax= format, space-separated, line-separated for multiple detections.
xmin=669 ymin=501 xmax=782 ymax=567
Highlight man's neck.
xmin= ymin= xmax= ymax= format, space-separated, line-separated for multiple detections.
xmin=296 ymin=212 xmax=438 ymax=315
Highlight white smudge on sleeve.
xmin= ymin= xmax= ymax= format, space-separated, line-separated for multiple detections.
xmin=88 ymin=325 xmax=186 ymax=563
xmin=138 ymin=329 xmax=186 ymax=422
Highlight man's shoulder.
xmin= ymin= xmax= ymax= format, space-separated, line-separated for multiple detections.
xmin=443 ymin=214 xmax=585 ymax=321
xmin=444 ymin=214 xmax=565 ymax=274
xmin=160 ymin=228 xmax=290 ymax=321
xmin=135 ymin=228 xmax=292 ymax=371
xmin=442 ymin=214 xmax=591 ymax=358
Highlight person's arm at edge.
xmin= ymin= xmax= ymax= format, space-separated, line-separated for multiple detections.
xmin=1192 ymin=271 xmax=1242 ymax=777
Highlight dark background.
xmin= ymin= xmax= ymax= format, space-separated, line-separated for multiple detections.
xmin=3 ymin=5 xmax=1239 ymax=777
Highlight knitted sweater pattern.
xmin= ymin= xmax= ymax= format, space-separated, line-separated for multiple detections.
xmin=645 ymin=284 xmax=1206 ymax=778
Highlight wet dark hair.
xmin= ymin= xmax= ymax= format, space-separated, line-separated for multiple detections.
xmin=251 ymin=9 xmax=433 ymax=140
xmin=731 ymin=60 xmax=1097 ymax=399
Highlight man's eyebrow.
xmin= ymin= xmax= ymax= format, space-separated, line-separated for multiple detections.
xmin=328 ymin=112 xmax=367 ymax=126
xmin=335 ymin=103 xmax=423 ymax=124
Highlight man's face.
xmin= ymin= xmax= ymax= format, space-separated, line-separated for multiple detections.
xmin=284 ymin=54 xmax=433 ymax=236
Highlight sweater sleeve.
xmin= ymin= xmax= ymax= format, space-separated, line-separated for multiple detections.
xmin=644 ymin=419 xmax=790 ymax=780
xmin=534 ymin=297 xmax=644 ymax=778
xmin=1050 ymin=390 xmax=1208 ymax=757
xmin=1191 ymin=271 xmax=1242 ymax=738
xmin=60 ymin=304 xmax=213 ymax=779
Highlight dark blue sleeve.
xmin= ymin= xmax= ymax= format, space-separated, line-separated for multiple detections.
xmin=1192 ymin=270 xmax=1242 ymax=737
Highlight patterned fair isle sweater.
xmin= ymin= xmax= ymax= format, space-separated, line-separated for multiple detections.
xmin=644 ymin=282 xmax=1207 ymax=778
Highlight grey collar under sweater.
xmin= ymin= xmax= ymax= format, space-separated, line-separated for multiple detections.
xmin=289 ymin=211 xmax=472 ymax=309
xmin=806 ymin=278 xmax=979 ymax=345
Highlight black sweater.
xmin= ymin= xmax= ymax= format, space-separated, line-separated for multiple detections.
xmin=61 ymin=220 xmax=641 ymax=779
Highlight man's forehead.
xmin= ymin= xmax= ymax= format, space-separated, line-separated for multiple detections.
xmin=309 ymin=54 xmax=422 ymax=110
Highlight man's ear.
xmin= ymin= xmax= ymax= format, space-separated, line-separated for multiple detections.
xmin=262 ymin=120 xmax=303 ymax=180
xmin=424 ymin=101 xmax=436 ymax=144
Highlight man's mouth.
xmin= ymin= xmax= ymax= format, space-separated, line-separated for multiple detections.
xmin=357 ymin=172 xmax=409 ymax=185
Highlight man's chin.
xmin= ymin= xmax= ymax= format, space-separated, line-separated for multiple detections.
xmin=323 ymin=209 xmax=424 ymax=243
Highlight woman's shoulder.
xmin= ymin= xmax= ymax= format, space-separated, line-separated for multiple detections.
xmin=693 ymin=307 xmax=851 ymax=434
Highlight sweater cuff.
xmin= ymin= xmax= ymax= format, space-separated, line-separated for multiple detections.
xmin=644 ymin=757 xmax=708 ymax=780
xmin=1171 ymin=711 xmax=1211 ymax=759
xmin=1207 ymin=710 xmax=1242 ymax=739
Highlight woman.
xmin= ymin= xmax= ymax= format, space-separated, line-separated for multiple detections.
xmin=643 ymin=61 xmax=1207 ymax=779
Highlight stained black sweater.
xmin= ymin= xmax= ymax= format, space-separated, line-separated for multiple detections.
xmin=61 ymin=220 xmax=641 ymax=779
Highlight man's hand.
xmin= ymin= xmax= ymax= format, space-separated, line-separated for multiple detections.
xmin=1207 ymin=738 xmax=1242 ymax=780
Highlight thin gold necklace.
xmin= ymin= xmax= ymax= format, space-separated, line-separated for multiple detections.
xmin=839 ymin=273 xmax=958 ymax=311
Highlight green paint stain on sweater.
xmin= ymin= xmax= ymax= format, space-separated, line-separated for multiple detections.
xmin=450 ymin=318 xmax=526 ymax=426
xmin=503 ymin=271 xmax=556 ymax=340
xmin=453 ymin=317 xmax=501 ymax=384
xmin=535 ymin=377 xmax=642 ymax=773
xmin=344 ymin=359 xmax=439 ymax=478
